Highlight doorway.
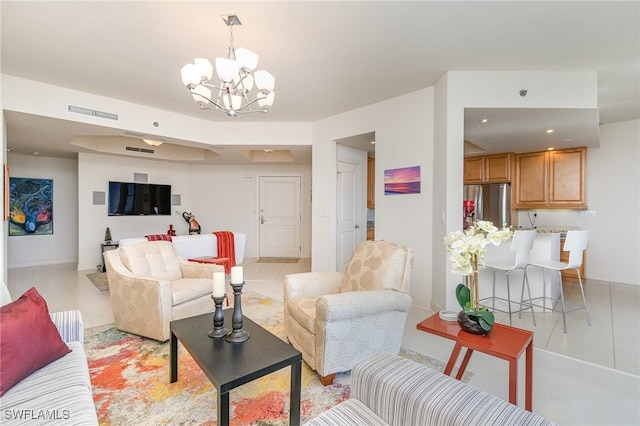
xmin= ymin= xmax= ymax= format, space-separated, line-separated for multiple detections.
xmin=258 ymin=175 xmax=302 ymax=258
xmin=336 ymin=145 xmax=368 ymax=272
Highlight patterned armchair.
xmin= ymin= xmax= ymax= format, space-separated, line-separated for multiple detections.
xmin=104 ymin=241 xmax=224 ymax=341
xmin=283 ymin=240 xmax=413 ymax=385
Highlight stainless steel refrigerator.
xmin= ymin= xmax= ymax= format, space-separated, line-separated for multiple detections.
xmin=463 ymin=183 xmax=511 ymax=227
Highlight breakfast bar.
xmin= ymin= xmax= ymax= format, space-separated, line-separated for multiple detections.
xmin=479 ymin=229 xmax=572 ymax=312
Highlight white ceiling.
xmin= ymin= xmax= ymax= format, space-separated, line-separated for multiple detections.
xmin=2 ymin=1 xmax=638 ymax=163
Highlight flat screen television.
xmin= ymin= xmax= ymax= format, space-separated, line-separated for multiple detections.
xmin=108 ymin=181 xmax=171 ymax=216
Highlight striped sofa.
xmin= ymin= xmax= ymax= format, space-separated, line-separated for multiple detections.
xmin=0 ymin=306 xmax=98 ymax=425
xmin=305 ymin=352 xmax=555 ymax=426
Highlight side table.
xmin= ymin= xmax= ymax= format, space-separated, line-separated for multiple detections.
xmin=188 ymin=256 xmax=231 ymax=274
xmin=417 ymin=313 xmax=533 ymax=411
xmin=100 ymin=241 xmax=119 ymax=272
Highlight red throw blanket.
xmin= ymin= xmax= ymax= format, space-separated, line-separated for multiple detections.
xmin=213 ymin=231 xmax=235 ymax=273
xmin=145 ymin=234 xmax=172 ymax=242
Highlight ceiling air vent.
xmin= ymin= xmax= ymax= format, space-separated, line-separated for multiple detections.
xmin=68 ymin=105 xmax=119 ymax=121
xmin=126 ymin=146 xmax=154 ymax=154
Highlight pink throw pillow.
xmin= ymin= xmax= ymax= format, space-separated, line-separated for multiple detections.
xmin=0 ymin=287 xmax=71 ymax=396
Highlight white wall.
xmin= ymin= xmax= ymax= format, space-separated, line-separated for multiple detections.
xmin=312 ymin=88 xmax=435 ymax=309
xmin=516 ymin=120 xmax=640 ymax=285
xmin=1 ymin=76 xmax=313 ymax=271
xmin=438 ymin=71 xmax=603 ymax=311
xmin=75 ymin=152 xmax=311 ymax=270
xmin=7 ymin=154 xmax=78 ymax=268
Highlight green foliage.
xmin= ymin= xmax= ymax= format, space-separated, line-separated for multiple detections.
xmin=455 ymin=283 xmax=494 ymax=330
xmin=455 ymin=283 xmax=470 ymax=308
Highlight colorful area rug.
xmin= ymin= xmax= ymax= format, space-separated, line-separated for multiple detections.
xmin=86 ymin=272 xmax=109 ymax=291
xmin=85 ymin=291 xmax=468 ymax=425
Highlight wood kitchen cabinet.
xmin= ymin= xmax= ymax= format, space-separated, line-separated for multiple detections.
xmin=367 ymin=157 xmax=375 ymax=208
xmin=513 ymin=147 xmax=587 ymax=209
xmin=560 ymin=244 xmax=586 ymax=283
xmin=464 ymin=153 xmax=513 ymax=184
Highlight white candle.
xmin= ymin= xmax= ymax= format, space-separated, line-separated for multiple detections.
xmin=213 ymin=271 xmax=225 ymax=297
xmin=230 ymin=266 xmax=243 ymax=284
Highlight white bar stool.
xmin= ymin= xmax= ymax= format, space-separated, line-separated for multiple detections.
xmin=481 ymin=229 xmax=537 ymax=325
xmin=527 ymin=229 xmax=591 ymax=333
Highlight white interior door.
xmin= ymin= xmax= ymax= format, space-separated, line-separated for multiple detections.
xmin=258 ymin=176 xmax=301 ymax=258
xmin=336 ymin=160 xmax=362 ymax=272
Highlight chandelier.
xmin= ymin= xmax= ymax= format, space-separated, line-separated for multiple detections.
xmin=180 ymin=15 xmax=275 ymax=117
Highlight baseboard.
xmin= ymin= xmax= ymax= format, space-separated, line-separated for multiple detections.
xmin=7 ymin=258 xmax=78 ymax=269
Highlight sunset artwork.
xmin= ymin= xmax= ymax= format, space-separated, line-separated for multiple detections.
xmin=384 ymin=166 xmax=421 ymax=195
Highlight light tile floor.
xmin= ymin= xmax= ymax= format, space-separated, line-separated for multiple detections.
xmin=7 ymin=259 xmax=640 ymax=425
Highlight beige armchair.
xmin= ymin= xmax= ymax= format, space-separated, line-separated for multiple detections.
xmin=284 ymin=240 xmax=413 ymax=385
xmin=104 ymin=241 xmax=224 ymax=341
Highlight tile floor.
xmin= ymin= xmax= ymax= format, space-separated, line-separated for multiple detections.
xmin=6 ymin=258 xmax=640 ymax=425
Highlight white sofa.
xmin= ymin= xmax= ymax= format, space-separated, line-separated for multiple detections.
xmin=119 ymin=231 xmax=246 ymax=264
xmin=306 ymin=352 xmax=555 ymax=426
xmin=0 ymin=283 xmax=98 ymax=425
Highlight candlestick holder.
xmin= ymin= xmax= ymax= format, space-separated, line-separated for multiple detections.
xmin=225 ymin=281 xmax=250 ymax=343
xmin=208 ymin=295 xmax=228 ymax=338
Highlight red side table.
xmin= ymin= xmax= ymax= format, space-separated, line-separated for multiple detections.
xmin=417 ymin=313 xmax=533 ymax=411
xmin=187 ymin=256 xmax=231 ymax=274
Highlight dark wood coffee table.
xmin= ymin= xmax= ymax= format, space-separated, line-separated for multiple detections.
xmin=170 ymin=309 xmax=302 ymax=425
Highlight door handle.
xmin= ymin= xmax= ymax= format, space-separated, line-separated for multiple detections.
xmin=261 ymin=215 xmax=265 ymax=224
xmin=355 ymin=224 xmax=360 ymax=229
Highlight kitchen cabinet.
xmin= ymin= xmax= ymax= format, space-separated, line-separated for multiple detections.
xmin=560 ymin=244 xmax=586 ymax=283
xmin=464 ymin=153 xmax=513 ymax=184
xmin=367 ymin=157 xmax=375 ymax=208
xmin=513 ymin=147 xmax=587 ymax=209
xmin=367 ymin=228 xmax=375 ymax=241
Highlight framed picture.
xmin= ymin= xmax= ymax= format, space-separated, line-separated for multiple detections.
xmin=9 ymin=177 xmax=53 ymax=236
xmin=384 ymin=166 xmax=421 ymax=195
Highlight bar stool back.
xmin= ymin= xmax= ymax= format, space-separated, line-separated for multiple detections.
xmin=481 ymin=229 xmax=537 ymax=325
xmin=527 ymin=229 xmax=591 ymax=333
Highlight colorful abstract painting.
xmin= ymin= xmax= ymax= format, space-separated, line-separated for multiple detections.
xmin=9 ymin=177 xmax=53 ymax=236
xmin=384 ymin=166 xmax=421 ymax=195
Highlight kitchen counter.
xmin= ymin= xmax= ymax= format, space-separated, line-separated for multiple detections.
xmin=517 ymin=226 xmax=580 ymax=236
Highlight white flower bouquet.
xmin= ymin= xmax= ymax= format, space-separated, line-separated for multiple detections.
xmin=444 ymin=221 xmax=513 ymax=332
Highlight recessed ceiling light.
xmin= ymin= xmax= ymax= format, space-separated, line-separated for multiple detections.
xmin=264 ymin=149 xmax=274 ymax=153
xmin=547 ymin=147 xmax=554 ymax=151
xmin=545 ymin=129 xmax=555 ymax=134
xmin=479 ymin=118 xmax=489 ymax=124
xmin=370 ymin=141 xmax=376 ymax=145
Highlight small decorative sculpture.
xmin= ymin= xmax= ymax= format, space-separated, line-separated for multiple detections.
xmin=182 ymin=212 xmax=201 ymax=235
xmin=104 ymin=227 xmax=112 ymax=243
xmin=167 ymin=224 xmax=176 ymax=236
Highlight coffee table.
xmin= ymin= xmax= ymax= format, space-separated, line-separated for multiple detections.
xmin=170 ymin=309 xmax=302 ymax=425
xmin=417 ymin=313 xmax=533 ymax=411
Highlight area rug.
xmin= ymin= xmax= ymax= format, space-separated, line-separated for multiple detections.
xmin=85 ymin=291 xmax=469 ymax=425
xmin=255 ymin=257 xmax=299 ymax=263
xmin=86 ymin=272 xmax=109 ymax=291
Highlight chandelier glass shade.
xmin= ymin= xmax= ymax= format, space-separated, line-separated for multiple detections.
xmin=180 ymin=15 xmax=275 ymax=117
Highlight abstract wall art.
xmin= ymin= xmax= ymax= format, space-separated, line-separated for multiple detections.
xmin=9 ymin=177 xmax=53 ymax=236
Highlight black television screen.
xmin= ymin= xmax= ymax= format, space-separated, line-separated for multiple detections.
xmin=108 ymin=181 xmax=171 ymax=216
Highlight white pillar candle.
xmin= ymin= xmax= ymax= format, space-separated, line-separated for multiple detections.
xmin=230 ymin=266 xmax=243 ymax=284
xmin=213 ymin=271 xmax=225 ymax=297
